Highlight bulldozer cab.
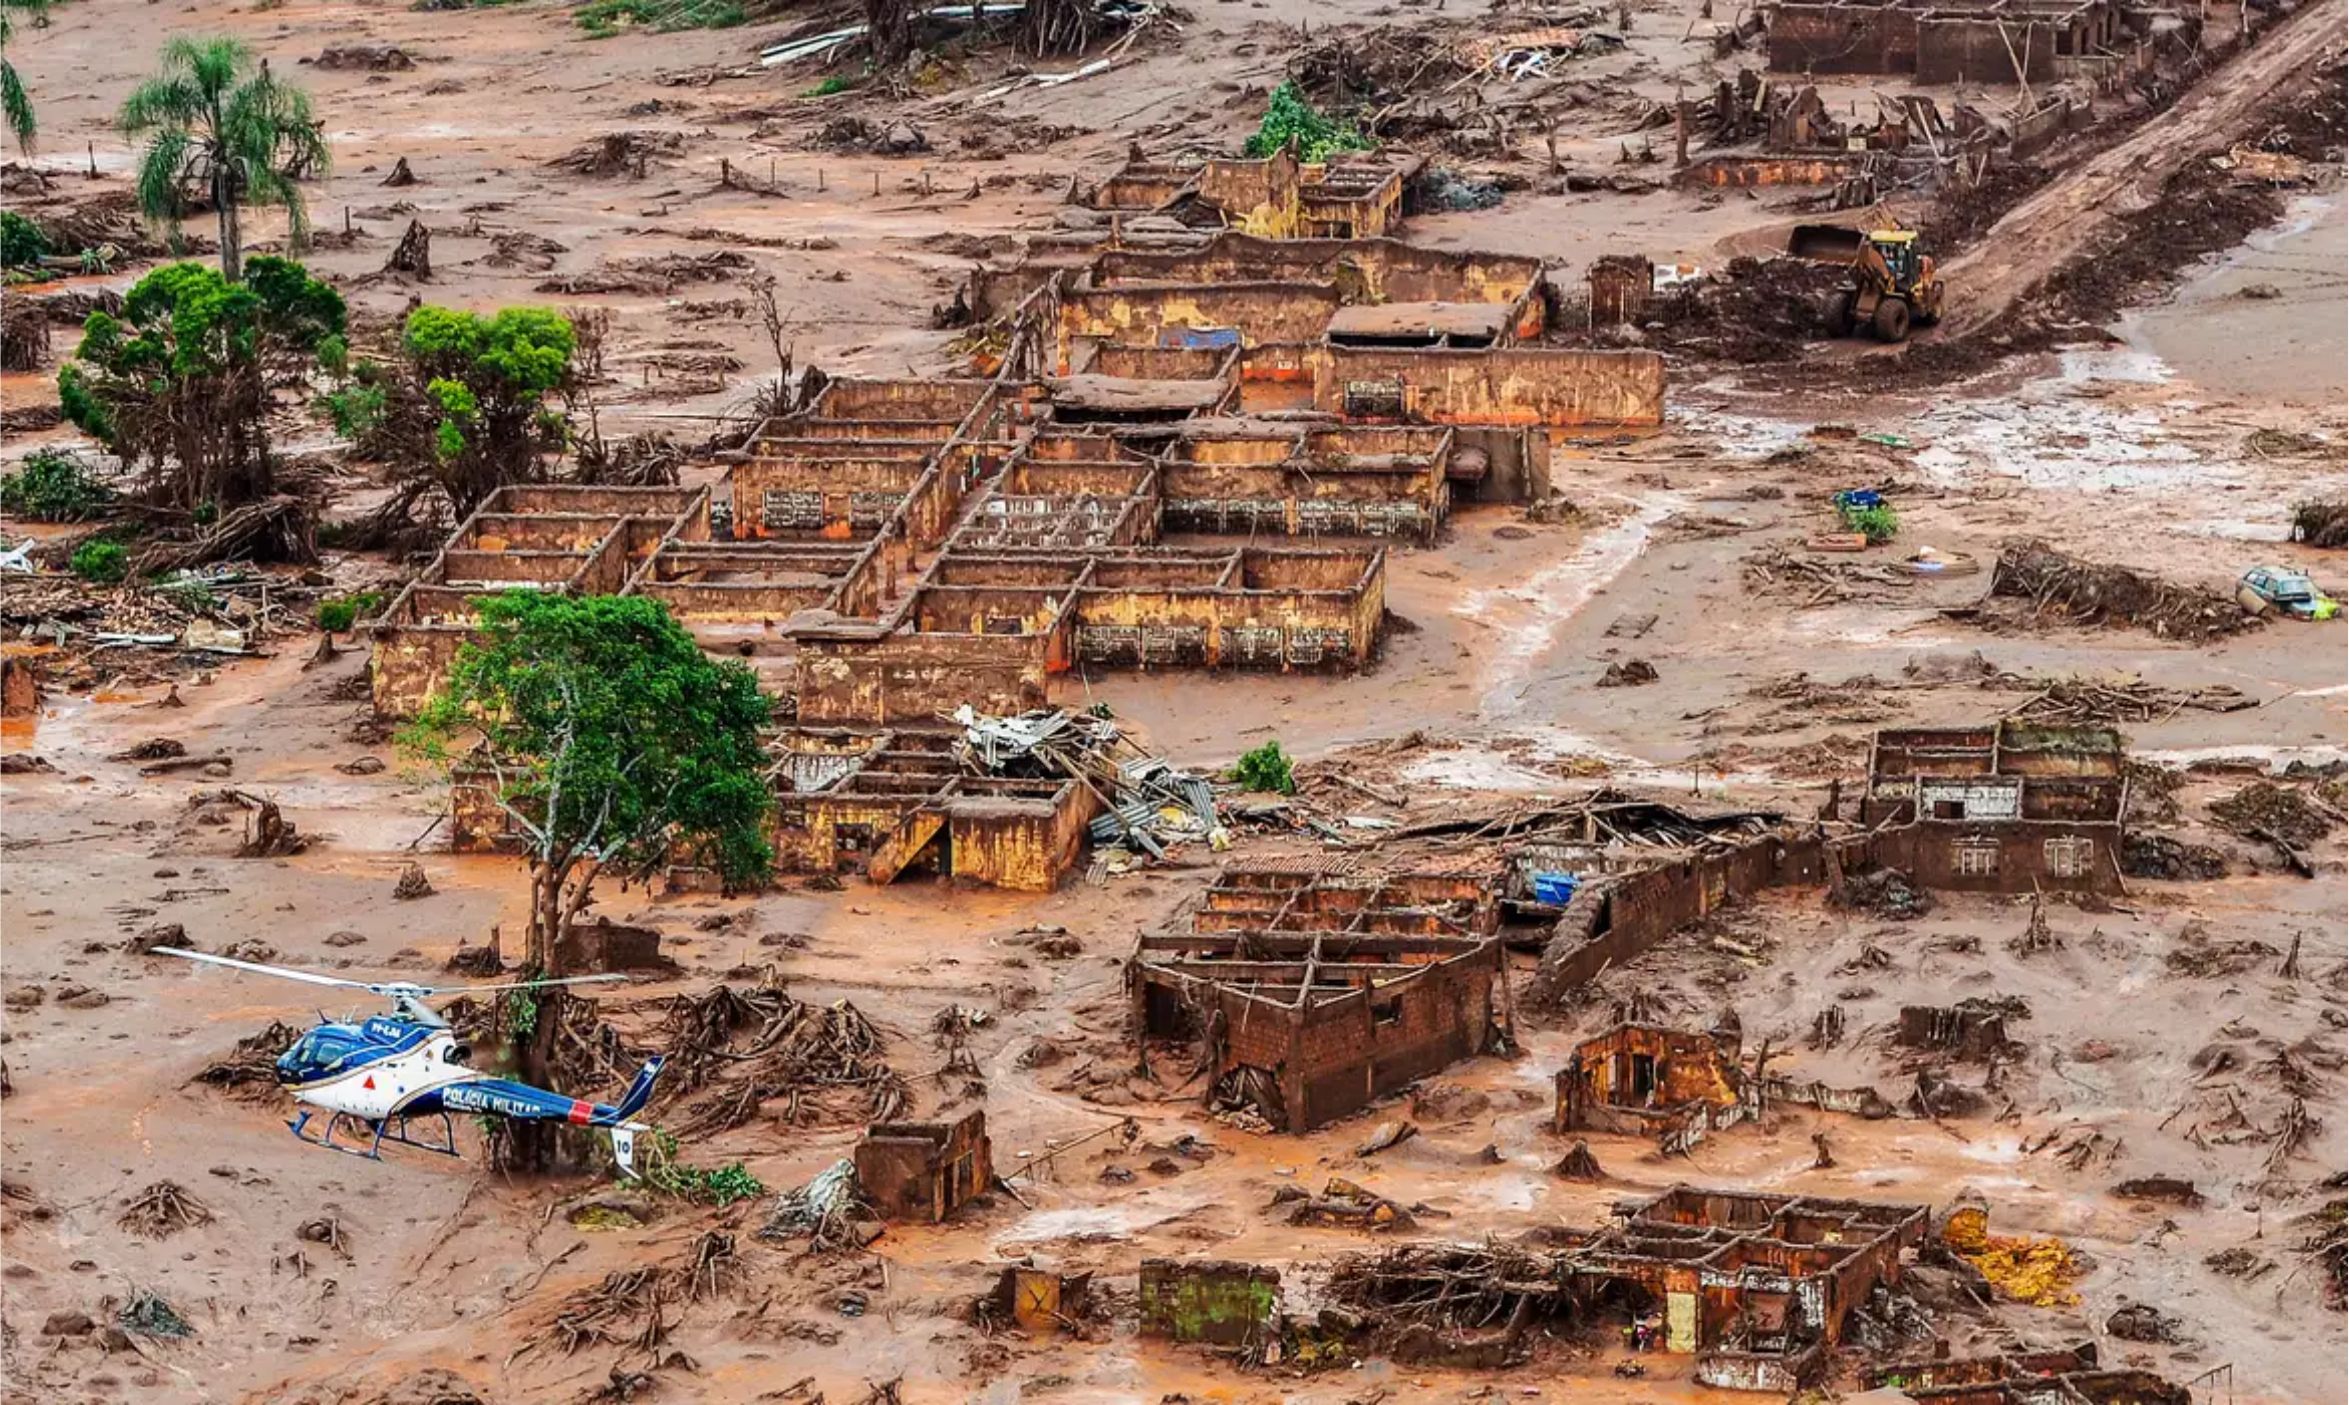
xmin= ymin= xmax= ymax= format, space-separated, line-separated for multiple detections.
xmin=1868 ymin=231 xmax=1921 ymax=290
xmin=1789 ymin=224 xmax=1922 ymax=291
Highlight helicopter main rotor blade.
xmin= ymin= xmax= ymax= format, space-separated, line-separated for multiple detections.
xmin=418 ymin=974 xmax=632 ymax=995
xmin=152 ymin=946 xmax=379 ymax=990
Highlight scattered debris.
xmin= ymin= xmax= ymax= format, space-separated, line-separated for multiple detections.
xmin=548 ymin=130 xmax=685 ymax=180
xmin=191 ymin=1021 xmax=304 ymax=1100
xmin=2105 ymin=1299 xmax=2186 ymax=1343
xmin=1553 ymin=1140 xmax=1604 ymax=1180
xmin=383 ymin=219 xmax=432 ymax=279
xmin=117 ymin=1289 xmax=194 ymax=1339
xmin=1287 ymin=1176 xmax=1416 ymax=1232
xmin=536 ymin=250 xmax=751 ymax=295
xmin=2114 ymin=1176 xmax=2203 ymax=1206
xmin=758 ymin=1157 xmax=874 ymax=1253
xmin=118 ymin=1180 xmax=215 ymax=1239
xmin=311 ymin=45 xmax=415 ymax=70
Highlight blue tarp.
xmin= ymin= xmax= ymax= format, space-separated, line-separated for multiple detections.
xmin=1531 ymin=872 xmax=1579 ymax=906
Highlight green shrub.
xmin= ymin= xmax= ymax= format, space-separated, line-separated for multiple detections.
xmin=647 ymin=1159 xmax=764 ymax=1206
xmin=316 ymin=591 xmax=386 ymax=632
xmin=70 ymin=539 xmax=129 ymax=584
xmin=1232 ymin=739 xmax=1297 ymax=794
xmin=1244 ymin=81 xmax=1371 ymax=164
xmin=0 ymin=212 xmax=47 ymax=269
xmin=576 ymin=0 xmax=743 ymax=34
xmin=0 ymin=450 xmax=112 ymax=522
xmin=1844 ymin=504 xmax=1898 ymax=543
xmin=804 ymin=74 xmax=854 ymax=98
xmin=320 ymin=381 xmax=388 ymax=441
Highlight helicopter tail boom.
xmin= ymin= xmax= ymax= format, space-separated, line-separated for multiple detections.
xmin=613 ymin=1055 xmax=665 ymax=1120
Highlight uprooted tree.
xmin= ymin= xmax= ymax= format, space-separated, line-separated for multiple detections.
xmin=58 ymin=256 xmax=345 ymax=556
xmin=402 ymin=592 xmax=772 ymax=1170
xmin=326 ymin=304 xmax=582 ymax=536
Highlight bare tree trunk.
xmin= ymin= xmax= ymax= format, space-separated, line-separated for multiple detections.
xmin=866 ymin=0 xmax=912 ymax=68
xmin=503 ymin=854 xmax=593 ymax=1174
xmin=216 ymin=166 xmax=243 ymax=282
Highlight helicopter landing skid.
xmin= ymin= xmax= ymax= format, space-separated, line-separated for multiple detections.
xmin=290 ymin=1109 xmax=461 ymax=1163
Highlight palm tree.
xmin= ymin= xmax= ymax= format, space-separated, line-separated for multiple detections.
xmin=120 ymin=37 xmax=329 ymax=281
xmin=1 ymin=0 xmax=49 ymax=150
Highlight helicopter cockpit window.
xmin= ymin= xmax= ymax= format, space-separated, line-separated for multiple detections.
xmin=281 ymin=1026 xmax=369 ymax=1077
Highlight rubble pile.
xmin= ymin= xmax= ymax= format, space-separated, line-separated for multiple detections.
xmin=1322 ymin=1240 xmax=1559 ymax=1330
xmin=1990 ymin=540 xmax=2256 ymax=641
xmin=951 ymin=706 xmax=1220 ymax=860
xmin=2292 ymin=499 xmax=2347 ymax=547
xmin=1641 ymin=257 xmax=1846 ymax=363
xmin=655 ymin=974 xmax=907 ymax=1135
xmin=2209 ymin=780 xmax=2340 ymax=846
xmin=535 ymin=250 xmax=752 ymax=296
xmin=189 ymin=1021 xmax=304 ymax=1099
xmin=1990 ymin=671 xmax=2256 ymax=724
xmin=0 ymin=566 xmax=321 ymax=690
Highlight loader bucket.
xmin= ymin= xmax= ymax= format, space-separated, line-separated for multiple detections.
xmin=1788 ymin=224 xmax=1867 ymax=263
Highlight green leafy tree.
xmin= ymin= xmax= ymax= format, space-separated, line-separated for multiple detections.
xmin=404 ymin=592 xmax=773 ymax=973
xmin=58 ymin=256 xmax=344 ymax=515
xmin=331 ymin=305 xmax=583 ymax=532
xmin=403 ymin=593 xmax=771 ymax=1169
xmin=120 ymin=37 xmax=329 ymax=281
xmin=1 ymin=0 xmax=48 ymax=151
xmin=1232 ymin=739 xmax=1297 ymax=794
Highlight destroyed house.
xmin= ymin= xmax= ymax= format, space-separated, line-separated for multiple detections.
xmin=854 ymin=1110 xmax=993 ymax=1222
xmin=1530 ymin=795 xmax=1828 ymax=994
xmin=1766 ymin=0 xmax=2136 ymax=84
xmin=1606 ymin=1187 xmax=1927 ymax=1390
xmin=1086 ymin=148 xmax=1414 ymax=241
xmin=1189 ymin=856 xmax=1501 ymax=938
xmin=757 ymin=727 xmax=1098 ymax=892
xmin=1867 ymin=1343 xmax=2193 ymax=1404
xmin=1325 ymin=1186 xmax=1927 ymax=1390
xmin=1013 ymin=231 xmax=1665 ymax=432
xmin=792 ymin=543 xmax=1388 ymax=724
xmin=1860 ymin=723 xmax=2127 ymax=893
xmin=366 ymin=485 xmax=711 ymax=716
xmin=1555 ymin=1023 xmax=1745 ymax=1144
xmin=1554 ymin=1020 xmax=1897 ymax=1150
xmin=1131 ymin=908 xmax=1511 ymax=1132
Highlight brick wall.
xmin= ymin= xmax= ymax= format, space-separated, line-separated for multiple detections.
xmin=1767 ymin=4 xmax=1921 ymax=74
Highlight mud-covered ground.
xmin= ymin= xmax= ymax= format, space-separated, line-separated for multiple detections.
xmin=3 ymin=0 xmax=2346 ymax=1401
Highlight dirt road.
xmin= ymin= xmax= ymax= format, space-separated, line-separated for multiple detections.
xmin=1937 ymin=0 xmax=2347 ymax=337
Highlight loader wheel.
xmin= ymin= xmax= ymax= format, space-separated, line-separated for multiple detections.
xmin=1872 ymin=296 xmax=1912 ymax=343
xmin=1826 ymin=290 xmax=1856 ymax=338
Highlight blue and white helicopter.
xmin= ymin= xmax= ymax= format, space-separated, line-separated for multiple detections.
xmin=157 ymin=946 xmax=666 ymax=1176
